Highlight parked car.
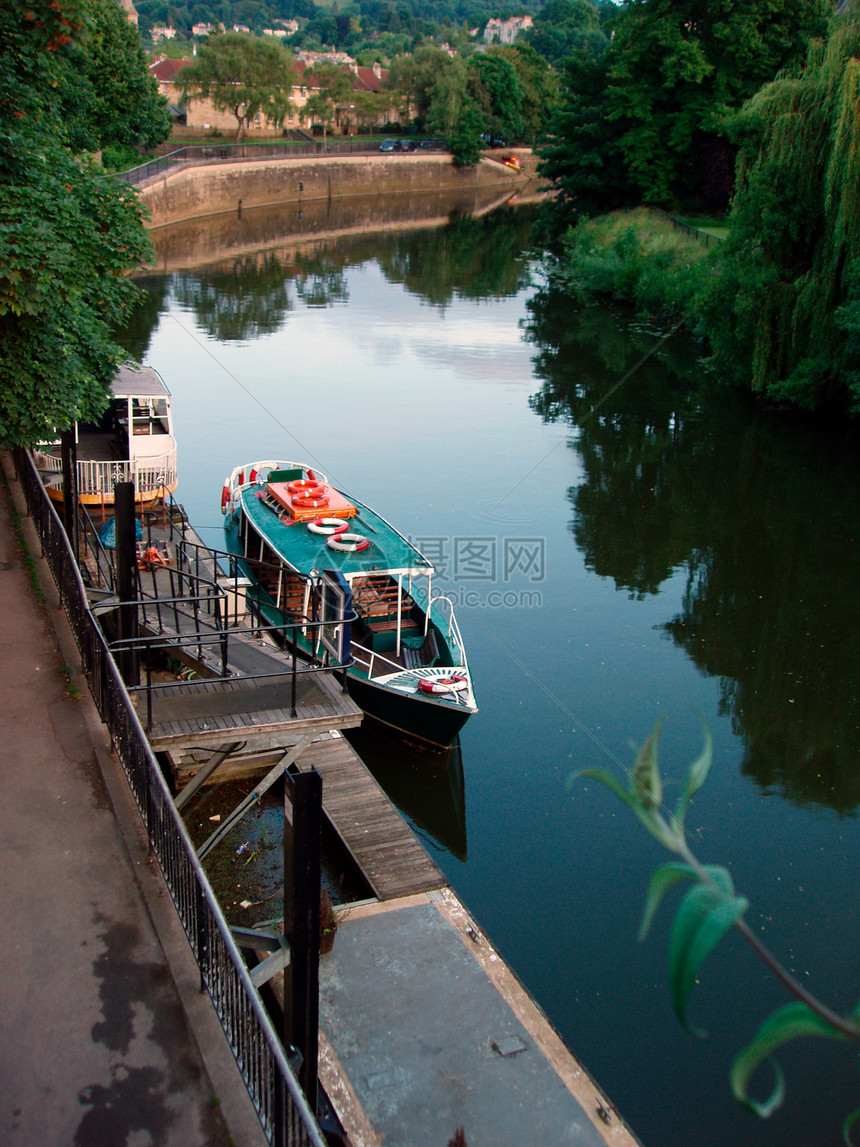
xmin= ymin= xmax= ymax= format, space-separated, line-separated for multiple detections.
xmin=379 ymin=138 xmax=396 ymax=152
xmin=394 ymin=139 xmax=417 ymax=152
xmin=419 ymin=138 xmax=444 ymax=151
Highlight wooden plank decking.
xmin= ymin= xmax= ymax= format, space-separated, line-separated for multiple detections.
xmin=144 ymin=671 xmax=361 ymax=752
xmin=309 ymin=734 xmax=448 ymax=901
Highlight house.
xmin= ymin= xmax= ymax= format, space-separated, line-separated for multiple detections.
xmin=483 ymin=16 xmax=533 ymax=45
xmin=149 ymin=56 xmax=192 ymax=120
xmin=173 ymin=53 xmax=395 ymax=139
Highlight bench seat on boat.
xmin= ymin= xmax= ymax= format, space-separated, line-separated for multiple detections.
xmin=401 ymin=630 xmax=440 ymax=670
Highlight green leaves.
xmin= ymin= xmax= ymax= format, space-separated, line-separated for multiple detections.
xmin=730 ymin=1002 xmax=852 ymax=1117
xmin=669 ymin=876 xmax=748 ymax=1033
xmin=578 ymin=717 xmax=860 ymax=1132
xmin=578 ymin=714 xmax=713 ymax=854
xmin=637 ymin=861 xmax=748 ymax=1033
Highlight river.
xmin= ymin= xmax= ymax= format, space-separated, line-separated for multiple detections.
xmin=122 ymin=194 xmax=860 ymax=1147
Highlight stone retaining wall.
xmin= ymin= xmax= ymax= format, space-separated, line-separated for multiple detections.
xmin=139 ymin=152 xmax=538 ymax=230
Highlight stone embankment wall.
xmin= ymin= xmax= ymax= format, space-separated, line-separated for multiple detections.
xmin=139 ymin=151 xmax=541 ymax=229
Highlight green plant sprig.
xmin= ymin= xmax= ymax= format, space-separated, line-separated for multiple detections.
xmin=577 ymin=719 xmax=860 ymax=1135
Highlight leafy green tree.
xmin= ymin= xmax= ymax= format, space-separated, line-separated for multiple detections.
xmin=0 ymin=0 xmax=152 ymax=448
xmin=304 ymin=61 xmax=354 ymax=142
xmin=489 ymin=44 xmax=560 ymax=145
xmin=385 ymin=46 xmax=455 ymax=125
xmin=180 ymin=31 xmax=296 ymax=141
xmin=523 ymin=0 xmax=607 ymax=65
xmin=542 ymin=0 xmax=830 ymax=216
xmin=56 ymin=0 xmax=171 ymax=156
xmin=468 ymin=52 xmax=523 ymax=143
xmin=539 ymin=50 xmax=631 ymax=222
xmin=699 ymin=21 xmax=860 ymax=413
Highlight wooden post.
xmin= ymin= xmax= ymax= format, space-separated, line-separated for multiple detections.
xmin=114 ymin=481 xmax=139 ymax=686
xmin=60 ymin=431 xmax=79 ymax=558
xmin=283 ymin=765 xmax=322 ymax=1110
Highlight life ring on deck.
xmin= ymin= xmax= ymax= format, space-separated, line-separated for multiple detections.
xmin=418 ymin=674 xmax=468 ymax=696
xmin=326 ymin=532 xmax=370 ymax=552
xmin=221 ymin=484 xmax=230 ymax=513
xmin=293 ymin=492 xmax=330 ymax=509
xmin=288 ymin=478 xmax=323 ymax=495
xmin=307 ymin=517 xmax=349 ymax=536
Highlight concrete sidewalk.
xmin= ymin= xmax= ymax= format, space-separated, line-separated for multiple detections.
xmin=0 ymin=453 xmax=267 ymax=1147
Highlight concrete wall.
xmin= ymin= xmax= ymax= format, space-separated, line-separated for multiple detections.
xmin=139 ymin=152 xmax=539 ymax=230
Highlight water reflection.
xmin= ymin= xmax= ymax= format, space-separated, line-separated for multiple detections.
xmin=346 ymin=727 xmax=467 ymax=862
xmin=173 ymin=253 xmax=293 ymax=342
xmin=525 ymin=286 xmax=860 ymax=813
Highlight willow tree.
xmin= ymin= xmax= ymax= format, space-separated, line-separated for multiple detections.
xmin=700 ymin=21 xmax=860 ymax=413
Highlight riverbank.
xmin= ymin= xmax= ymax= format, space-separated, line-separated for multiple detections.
xmin=138 ymin=150 xmax=542 ymax=230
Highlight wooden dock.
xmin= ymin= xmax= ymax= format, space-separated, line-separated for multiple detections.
xmin=309 ymin=734 xmax=447 ymax=901
xmin=144 ymin=670 xmax=360 ymax=753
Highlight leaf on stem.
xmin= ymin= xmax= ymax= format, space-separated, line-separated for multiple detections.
xmin=632 ymin=719 xmax=663 ymax=809
xmin=844 ymin=1108 xmax=860 ymax=1147
xmin=669 ymin=876 xmax=748 ymax=1034
xmin=730 ymin=1002 xmax=851 ymax=1118
xmin=639 ymin=862 xmax=695 ymax=941
xmin=675 ymin=718 xmax=712 ymax=827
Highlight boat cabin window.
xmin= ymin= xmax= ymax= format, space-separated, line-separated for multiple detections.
xmin=129 ymin=397 xmax=170 ymax=436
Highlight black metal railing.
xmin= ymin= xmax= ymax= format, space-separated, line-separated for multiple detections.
xmin=649 ymin=206 xmax=725 ymax=247
xmin=113 ymin=139 xmax=382 ymax=187
xmin=13 ymin=448 xmax=326 ymax=1147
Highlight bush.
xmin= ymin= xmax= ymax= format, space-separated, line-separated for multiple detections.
xmin=548 ymin=208 xmax=717 ymax=329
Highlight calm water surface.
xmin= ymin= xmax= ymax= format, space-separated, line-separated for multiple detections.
xmin=124 ymin=198 xmax=860 ymax=1147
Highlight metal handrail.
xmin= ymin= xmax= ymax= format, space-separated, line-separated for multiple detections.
xmin=112 ymin=138 xmax=383 ymax=187
xmin=428 ymin=593 xmax=468 ymax=665
xmin=14 ymin=447 xmax=326 ymax=1147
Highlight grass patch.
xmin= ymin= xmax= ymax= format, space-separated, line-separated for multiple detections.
xmin=549 ymin=207 xmax=719 ymax=327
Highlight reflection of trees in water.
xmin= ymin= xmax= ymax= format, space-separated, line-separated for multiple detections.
xmin=526 ymin=285 xmax=860 ymax=813
xmin=172 ymin=253 xmax=292 ymax=342
xmin=293 ymin=250 xmax=349 ymax=308
xmin=377 ymin=207 xmax=535 ymax=307
xmin=114 ymin=274 xmax=170 ymax=363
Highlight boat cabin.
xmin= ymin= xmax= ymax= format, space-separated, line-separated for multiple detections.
xmin=36 ymin=363 xmax=178 ymax=506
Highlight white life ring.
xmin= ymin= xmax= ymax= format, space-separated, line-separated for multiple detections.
xmin=326 ymin=532 xmax=370 ymax=552
xmin=307 ymin=517 xmax=349 ymax=536
xmin=418 ymin=674 xmax=468 ymax=696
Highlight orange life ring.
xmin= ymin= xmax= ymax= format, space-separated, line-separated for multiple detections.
xmin=293 ymin=493 xmax=330 ymax=509
xmin=288 ymin=478 xmax=323 ymax=496
xmin=326 ymin=532 xmax=370 ymax=552
xmin=418 ymin=674 xmax=468 ymax=696
xmin=221 ymin=485 xmax=230 ymax=513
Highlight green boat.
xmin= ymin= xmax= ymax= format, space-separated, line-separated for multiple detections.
xmin=221 ymin=460 xmax=477 ymax=748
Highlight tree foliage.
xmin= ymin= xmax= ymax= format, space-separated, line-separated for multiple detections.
xmin=0 ymin=0 xmax=152 ymax=448
xmin=180 ymin=31 xmax=297 ymax=141
xmin=541 ymin=0 xmax=830 ymax=216
xmin=700 ymin=21 xmax=860 ymax=413
xmin=55 ymin=0 xmax=170 ymax=155
xmin=522 ymin=0 xmax=608 ymax=65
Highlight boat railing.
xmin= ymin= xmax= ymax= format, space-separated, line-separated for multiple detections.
xmin=36 ymin=451 xmax=178 ymax=498
xmin=11 ymin=446 xmax=328 ymax=1147
xmin=350 ymin=639 xmax=404 ymax=680
xmin=428 ymin=594 xmax=469 ymax=666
